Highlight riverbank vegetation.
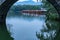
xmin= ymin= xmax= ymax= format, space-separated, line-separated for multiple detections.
xmin=10 ymin=5 xmax=42 ymax=11
xmin=7 ymin=5 xmax=42 ymax=17
xmin=36 ymin=0 xmax=60 ymax=40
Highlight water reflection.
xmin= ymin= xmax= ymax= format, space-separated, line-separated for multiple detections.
xmin=6 ymin=15 xmax=46 ymax=40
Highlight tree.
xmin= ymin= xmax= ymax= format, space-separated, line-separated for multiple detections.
xmin=36 ymin=0 xmax=60 ymax=40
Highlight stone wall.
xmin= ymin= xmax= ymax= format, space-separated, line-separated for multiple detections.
xmin=0 ymin=0 xmax=5 ymax=5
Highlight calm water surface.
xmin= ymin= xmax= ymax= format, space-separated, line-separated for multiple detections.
xmin=6 ymin=15 xmax=46 ymax=40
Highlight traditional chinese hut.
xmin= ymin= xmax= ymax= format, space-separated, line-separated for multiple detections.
xmin=21 ymin=10 xmax=47 ymax=15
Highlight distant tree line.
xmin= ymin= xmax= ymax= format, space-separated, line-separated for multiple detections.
xmin=7 ymin=5 xmax=42 ymax=17
xmin=10 ymin=5 xmax=42 ymax=11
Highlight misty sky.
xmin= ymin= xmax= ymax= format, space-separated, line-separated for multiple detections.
xmin=18 ymin=0 xmax=42 ymax=2
xmin=14 ymin=0 xmax=42 ymax=5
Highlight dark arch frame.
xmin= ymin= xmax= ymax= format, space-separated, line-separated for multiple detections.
xmin=0 ymin=0 xmax=60 ymax=40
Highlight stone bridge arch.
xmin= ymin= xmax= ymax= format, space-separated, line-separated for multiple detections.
xmin=0 ymin=0 xmax=60 ymax=40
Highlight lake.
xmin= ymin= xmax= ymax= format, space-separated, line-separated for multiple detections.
xmin=6 ymin=14 xmax=46 ymax=40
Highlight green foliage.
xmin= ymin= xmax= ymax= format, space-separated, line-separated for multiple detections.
xmin=7 ymin=5 xmax=42 ymax=17
xmin=36 ymin=0 xmax=60 ymax=40
xmin=46 ymin=13 xmax=59 ymax=20
xmin=10 ymin=5 xmax=41 ymax=11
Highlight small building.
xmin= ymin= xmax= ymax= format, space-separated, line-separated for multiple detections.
xmin=21 ymin=10 xmax=47 ymax=16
